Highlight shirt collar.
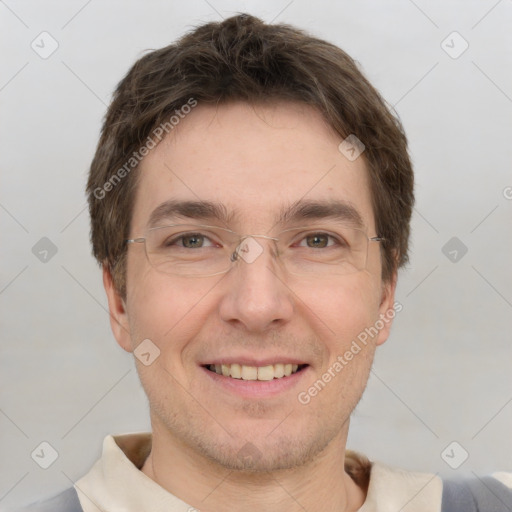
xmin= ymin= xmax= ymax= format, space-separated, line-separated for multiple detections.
xmin=75 ymin=432 xmax=442 ymax=512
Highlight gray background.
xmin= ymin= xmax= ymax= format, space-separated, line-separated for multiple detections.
xmin=1 ymin=0 xmax=511 ymax=509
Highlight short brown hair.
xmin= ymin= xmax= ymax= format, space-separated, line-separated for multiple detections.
xmin=87 ymin=14 xmax=414 ymax=297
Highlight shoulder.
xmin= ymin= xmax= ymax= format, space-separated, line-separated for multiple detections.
xmin=441 ymin=473 xmax=512 ymax=512
xmin=365 ymin=462 xmax=512 ymax=511
xmin=13 ymin=487 xmax=82 ymax=512
xmin=363 ymin=461 xmax=443 ymax=511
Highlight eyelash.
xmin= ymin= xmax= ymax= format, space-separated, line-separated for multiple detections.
xmin=295 ymin=232 xmax=343 ymax=248
xmin=166 ymin=231 xmax=345 ymax=248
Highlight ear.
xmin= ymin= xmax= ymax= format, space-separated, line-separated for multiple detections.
xmin=103 ymin=264 xmax=133 ymax=353
xmin=375 ymin=270 xmax=398 ymax=347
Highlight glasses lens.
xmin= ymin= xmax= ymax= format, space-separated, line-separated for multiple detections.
xmin=277 ymin=226 xmax=369 ymax=276
xmin=142 ymin=224 xmax=370 ymax=277
xmin=145 ymin=224 xmax=236 ymax=276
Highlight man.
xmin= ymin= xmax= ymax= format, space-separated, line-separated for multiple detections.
xmin=18 ymin=13 xmax=512 ymax=512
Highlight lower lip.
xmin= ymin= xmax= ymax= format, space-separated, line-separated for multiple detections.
xmin=201 ymin=365 xmax=310 ymax=399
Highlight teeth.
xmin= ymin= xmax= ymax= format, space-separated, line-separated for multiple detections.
xmin=241 ymin=365 xmax=257 ymax=380
xmin=257 ymin=365 xmax=274 ymax=381
xmin=208 ymin=363 xmax=304 ymax=380
xmin=274 ymin=363 xmax=285 ymax=378
xmin=230 ymin=363 xmax=242 ymax=379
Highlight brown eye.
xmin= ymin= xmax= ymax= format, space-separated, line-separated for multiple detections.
xmin=181 ymin=234 xmax=205 ymax=248
xmin=305 ymin=234 xmax=329 ymax=248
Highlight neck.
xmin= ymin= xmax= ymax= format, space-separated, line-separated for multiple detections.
xmin=141 ymin=420 xmax=366 ymax=512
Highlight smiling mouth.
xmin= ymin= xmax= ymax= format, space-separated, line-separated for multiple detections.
xmin=204 ymin=363 xmax=308 ymax=381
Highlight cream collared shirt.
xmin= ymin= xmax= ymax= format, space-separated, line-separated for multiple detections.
xmin=75 ymin=432 xmax=444 ymax=512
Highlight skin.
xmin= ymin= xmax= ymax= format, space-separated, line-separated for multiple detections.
xmin=104 ymin=101 xmax=397 ymax=512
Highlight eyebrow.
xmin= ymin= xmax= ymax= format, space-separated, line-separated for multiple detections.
xmin=147 ymin=198 xmax=365 ymax=230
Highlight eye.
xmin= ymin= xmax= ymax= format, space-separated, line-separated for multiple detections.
xmin=297 ymin=232 xmax=342 ymax=249
xmin=164 ymin=232 xmax=216 ymax=249
xmin=304 ymin=233 xmax=329 ymax=248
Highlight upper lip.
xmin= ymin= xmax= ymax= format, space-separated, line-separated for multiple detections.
xmin=201 ymin=357 xmax=308 ymax=367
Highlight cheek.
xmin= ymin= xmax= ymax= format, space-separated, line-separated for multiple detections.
xmin=320 ymin=282 xmax=380 ymax=380
xmin=296 ymin=282 xmax=380 ymax=416
xmin=124 ymin=274 xmax=208 ymax=393
xmin=126 ymin=251 xmax=180 ymax=338
xmin=299 ymin=275 xmax=382 ymax=335
xmin=125 ymin=264 xmax=224 ymax=355
xmin=301 ymin=276 xmax=382 ymax=385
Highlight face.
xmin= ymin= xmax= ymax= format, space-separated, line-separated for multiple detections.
xmin=105 ymin=101 xmax=396 ymax=472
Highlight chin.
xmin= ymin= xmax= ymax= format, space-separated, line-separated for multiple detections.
xmin=190 ymin=422 xmax=339 ymax=473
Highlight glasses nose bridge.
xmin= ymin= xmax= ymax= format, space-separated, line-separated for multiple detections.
xmin=230 ymin=232 xmax=280 ymax=265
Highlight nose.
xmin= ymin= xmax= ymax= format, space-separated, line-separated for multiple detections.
xmin=218 ymin=236 xmax=294 ymax=332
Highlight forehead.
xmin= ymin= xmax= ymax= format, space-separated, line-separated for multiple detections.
xmin=132 ymin=101 xmax=375 ymax=233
